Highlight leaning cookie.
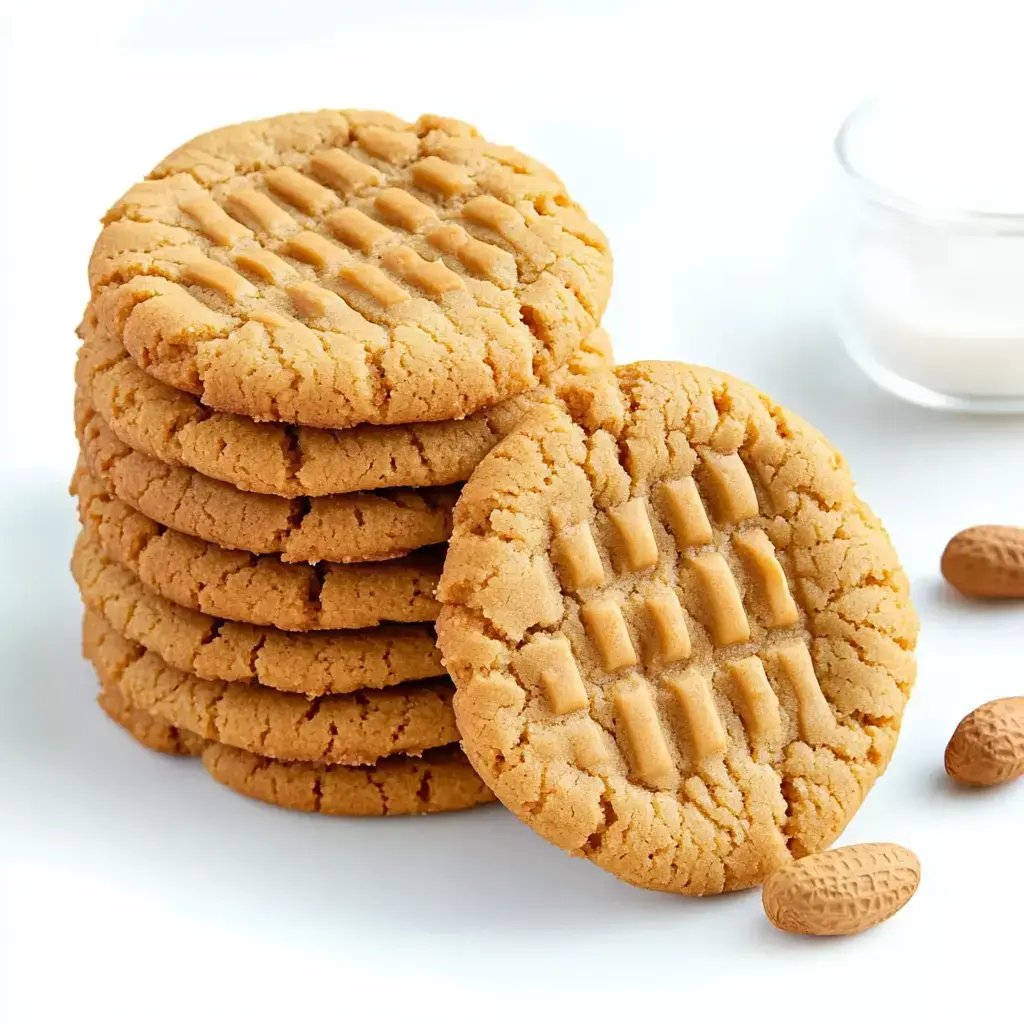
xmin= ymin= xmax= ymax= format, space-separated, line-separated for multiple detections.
xmin=89 ymin=109 xmax=611 ymax=429
xmin=76 ymin=309 xmax=612 ymax=497
xmin=73 ymin=468 xmax=443 ymax=630
xmin=72 ymin=533 xmax=443 ymax=693
xmin=76 ymin=394 xmax=458 ymax=563
xmin=85 ymin=611 xmax=458 ymax=766
xmin=437 ymin=361 xmax=918 ymax=895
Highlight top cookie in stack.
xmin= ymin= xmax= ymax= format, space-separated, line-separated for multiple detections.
xmin=71 ymin=109 xmax=613 ymax=816
xmin=89 ymin=109 xmax=611 ymax=430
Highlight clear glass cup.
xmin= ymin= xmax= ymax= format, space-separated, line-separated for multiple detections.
xmin=834 ymin=95 xmax=1024 ymax=413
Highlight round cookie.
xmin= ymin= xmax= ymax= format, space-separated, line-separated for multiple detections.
xmin=72 ymin=532 xmax=442 ymax=694
xmin=436 ymin=362 xmax=918 ymax=895
xmin=85 ymin=611 xmax=458 ymax=765
xmin=75 ymin=309 xmax=612 ymax=497
xmin=95 ymin=679 xmax=493 ymax=815
xmin=201 ymin=742 xmax=495 ymax=816
xmin=76 ymin=393 xmax=457 ymax=563
xmin=89 ymin=109 xmax=611 ymax=429
xmin=73 ymin=468 xmax=443 ymax=630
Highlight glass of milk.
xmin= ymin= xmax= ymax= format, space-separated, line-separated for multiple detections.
xmin=835 ymin=93 xmax=1024 ymax=412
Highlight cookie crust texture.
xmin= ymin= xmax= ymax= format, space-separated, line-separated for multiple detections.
xmin=75 ymin=309 xmax=612 ymax=497
xmin=75 ymin=391 xmax=458 ymax=563
xmin=97 ymin=676 xmax=208 ymax=757
xmin=201 ymin=742 xmax=495 ymax=816
xmin=73 ymin=469 xmax=443 ymax=630
xmin=437 ymin=362 xmax=918 ymax=894
xmin=96 ymin=686 xmax=494 ymax=815
xmin=72 ymin=533 xmax=442 ymax=694
xmin=85 ymin=612 xmax=458 ymax=766
xmin=88 ymin=110 xmax=612 ymax=430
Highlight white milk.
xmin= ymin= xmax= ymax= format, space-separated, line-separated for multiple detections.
xmin=836 ymin=94 xmax=1024 ymax=410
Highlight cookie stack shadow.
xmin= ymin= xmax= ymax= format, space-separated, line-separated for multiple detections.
xmin=70 ymin=109 xmax=612 ymax=818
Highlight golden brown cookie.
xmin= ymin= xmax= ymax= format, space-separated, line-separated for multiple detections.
xmin=437 ymin=362 xmax=918 ymax=895
xmin=97 ymin=677 xmax=208 ymax=756
xmin=75 ymin=309 xmax=612 ymax=496
xmin=73 ymin=468 xmax=443 ymax=630
xmin=96 ymin=681 xmax=493 ymax=815
xmin=89 ymin=109 xmax=611 ymax=429
xmin=76 ymin=393 xmax=457 ymax=563
xmin=201 ymin=742 xmax=495 ymax=815
xmin=72 ymin=532 xmax=442 ymax=694
xmin=85 ymin=611 xmax=457 ymax=765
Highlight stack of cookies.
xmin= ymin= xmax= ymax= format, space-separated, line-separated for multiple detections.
xmin=71 ymin=109 xmax=612 ymax=817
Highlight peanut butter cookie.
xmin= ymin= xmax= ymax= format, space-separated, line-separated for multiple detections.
xmin=73 ymin=469 xmax=443 ymax=630
xmin=89 ymin=110 xmax=611 ymax=429
xmin=202 ymin=742 xmax=495 ymax=815
xmin=97 ymin=677 xmax=208 ymax=756
xmin=73 ymin=533 xmax=442 ymax=693
xmin=75 ymin=309 xmax=611 ymax=496
xmin=437 ymin=362 xmax=918 ymax=895
xmin=76 ymin=393 xmax=457 ymax=563
xmin=96 ymin=680 xmax=493 ymax=814
xmin=85 ymin=612 xmax=457 ymax=765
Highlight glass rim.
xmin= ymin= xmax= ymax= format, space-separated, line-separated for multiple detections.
xmin=834 ymin=97 xmax=1024 ymax=231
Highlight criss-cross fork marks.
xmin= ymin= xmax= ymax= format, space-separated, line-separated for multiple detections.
xmin=91 ymin=116 xmax=613 ymax=431
xmin=531 ymin=453 xmax=835 ymax=789
xmin=608 ymin=645 xmax=837 ymax=787
xmin=519 ymin=631 xmax=837 ymax=789
xmin=171 ymin=148 xmax=542 ymax=335
xmin=552 ymin=454 xmax=799 ymax=674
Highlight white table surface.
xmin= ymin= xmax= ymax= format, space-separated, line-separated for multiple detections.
xmin=3 ymin=3 xmax=1024 ymax=1021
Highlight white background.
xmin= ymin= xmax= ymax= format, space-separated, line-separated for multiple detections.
xmin=2 ymin=2 xmax=1024 ymax=1021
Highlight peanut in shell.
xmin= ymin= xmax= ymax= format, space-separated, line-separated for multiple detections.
xmin=941 ymin=525 xmax=1024 ymax=598
xmin=762 ymin=843 xmax=920 ymax=936
xmin=945 ymin=697 xmax=1024 ymax=786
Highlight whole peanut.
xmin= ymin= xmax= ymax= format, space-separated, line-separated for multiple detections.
xmin=945 ymin=697 xmax=1024 ymax=786
xmin=941 ymin=525 xmax=1024 ymax=598
xmin=762 ymin=843 xmax=920 ymax=936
